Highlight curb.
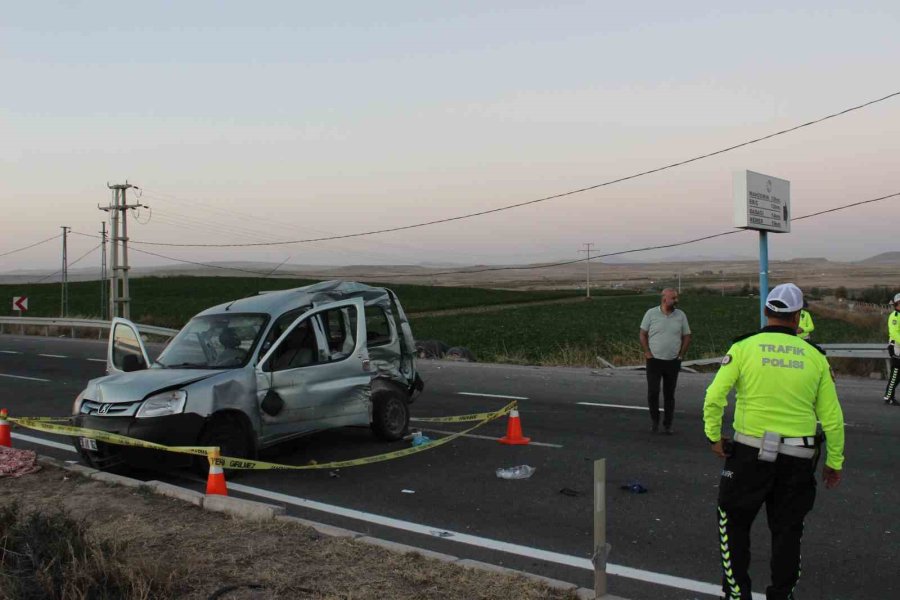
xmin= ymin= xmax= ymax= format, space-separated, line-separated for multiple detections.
xmin=55 ymin=458 xmax=624 ymax=600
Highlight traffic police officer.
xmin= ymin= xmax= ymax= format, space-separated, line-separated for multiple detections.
xmin=884 ymin=292 xmax=900 ymax=405
xmin=703 ymin=283 xmax=844 ymax=600
xmin=797 ymin=300 xmax=814 ymax=341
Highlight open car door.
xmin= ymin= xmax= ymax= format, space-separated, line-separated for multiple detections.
xmin=255 ymin=297 xmax=370 ymax=442
xmin=107 ymin=317 xmax=151 ymax=374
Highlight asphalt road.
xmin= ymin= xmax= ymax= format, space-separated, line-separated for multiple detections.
xmin=1 ymin=333 xmax=898 ymax=600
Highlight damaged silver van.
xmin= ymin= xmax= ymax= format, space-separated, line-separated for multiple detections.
xmin=72 ymin=281 xmax=424 ymax=471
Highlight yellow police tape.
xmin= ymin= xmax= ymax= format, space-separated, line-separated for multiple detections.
xmin=9 ymin=401 xmax=517 ymax=471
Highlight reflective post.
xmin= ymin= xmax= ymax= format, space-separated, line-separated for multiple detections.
xmin=594 ymin=458 xmax=607 ymax=597
xmin=759 ymin=231 xmax=769 ymax=328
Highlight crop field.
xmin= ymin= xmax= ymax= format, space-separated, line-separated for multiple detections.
xmin=409 ymin=295 xmax=883 ymax=366
xmin=0 ymin=276 xmax=583 ymax=327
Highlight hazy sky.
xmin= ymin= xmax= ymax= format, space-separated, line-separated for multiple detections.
xmin=3 ymin=1 xmax=899 ymax=275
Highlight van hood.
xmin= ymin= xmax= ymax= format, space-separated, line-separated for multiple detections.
xmin=83 ymin=368 xmax=226 ymax=404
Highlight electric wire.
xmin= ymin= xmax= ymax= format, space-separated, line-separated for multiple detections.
xmin=71 ymin=189 xmax=900 ymax=281
xmin=0 ymin=234 xmax=63 ymax=259
xmin=127 ymin=89 xmax=900 ymax=248
xmin=34 ymin=243 xmax=102 ymax=283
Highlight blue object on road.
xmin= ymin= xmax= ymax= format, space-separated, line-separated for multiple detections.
xmin=620 ymin=481 xmax=648 ymax=494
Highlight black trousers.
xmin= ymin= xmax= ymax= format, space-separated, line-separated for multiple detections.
xmin=646 ymin=358 xmax=680 ymax=428
xmin=717 ymin=442 xmax=817 ymax=600
xmin=885 ymin=356 xmax=900 ymax=401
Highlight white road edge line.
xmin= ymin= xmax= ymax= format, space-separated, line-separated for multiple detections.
xmin=12 ymin=432 xmax=77 ymax=452
xmin=87 ymin=358 xmax=107 ymax=363
xmin=227 ymin=481 xmax=760 ymax=599
xmin=0 ymin=373 xmax=51 ymax=382
xmin=0 ymin=350 xmax=21 ymax=354
xmin=418 ymin=427 xmax=563 ymax=449
xmin=38 ymin=354 xmax=68 ymax=358
xmin=16 ymin=434 xmax=762 ymax=599
xmin=578 ymin=402 xmax=648 ymax=411
xmin=458 ymin=392 xmax=529 ymax=400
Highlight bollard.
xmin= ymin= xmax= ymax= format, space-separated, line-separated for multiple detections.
xmin=593 ymin=458 xmax=607 ymax=597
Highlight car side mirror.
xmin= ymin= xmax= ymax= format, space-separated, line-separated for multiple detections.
xmin=122 ymin=353 xmax=146 ymax=373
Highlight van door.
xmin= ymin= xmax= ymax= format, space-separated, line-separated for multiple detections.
xmin=107 ymin=318 xmax=151 ymax=374
xmin=255 ymin=298 xmax=370 ymax=443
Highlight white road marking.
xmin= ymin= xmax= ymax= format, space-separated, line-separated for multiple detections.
xmin=87 ymin=358 xmax=107 ymax=363
xmin=578 ymin=402 xmax=648 ymax=411
xmin=0 ymin=350 xmax=21 ymax=354
xmin=0 ymin=373 xmax=51 ymax=382
xmin=12 ymin=432 xmax=77 ymax=452
xmin=418 ymin=427 xmax=564 ymax=449
xmin=227 ymin=482 xmax=763 ymax=599
xmin=458 ymin=392 xmax=528 ymax=400
xmin=38 ymin=354 xmax=67 ymax=359
xmin=15 ymin=433 xmax=763 ymax=599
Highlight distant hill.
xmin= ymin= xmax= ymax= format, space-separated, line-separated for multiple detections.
xmin=858 ymin=252 xmax=900 ymax=264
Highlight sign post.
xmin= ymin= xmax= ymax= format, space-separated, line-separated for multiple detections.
xmin=733 ymin=171 xmax=791 ymax=327
xmin=12 ymin=296 xmax=28 ymax=315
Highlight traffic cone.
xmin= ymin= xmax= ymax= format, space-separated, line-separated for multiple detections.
xmin=0 ymin=409 xmax=10 ymax=448
xmin=498 ymin=408 xmax=530 ymax=445
xmin=205 ymin=448 xmax=228 ymax=496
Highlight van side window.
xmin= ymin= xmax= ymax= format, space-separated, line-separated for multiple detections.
xmin=268 ymin=320 xmax=318 ymax=371
xmin=261 ymin=307 xmax=308 ymax=356
xmin=316 ymin=306 xmax=357 ymax=361
xmin=364 ymin=306 xmax=392 ymax=347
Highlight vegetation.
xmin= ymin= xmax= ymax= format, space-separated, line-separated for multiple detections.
xmin=410 ymin=295 xmax=883 ymax=366
xmin=0 ymin=503 xmax=174 ymax=599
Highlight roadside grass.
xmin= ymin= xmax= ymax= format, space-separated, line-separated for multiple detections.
xmin=0 ymin=502 xmax=176 ymax=600
xmin=0 ymin=276 xmax=590 ymax=328
xmin=410 ymin=296 xmax=884 ymax=367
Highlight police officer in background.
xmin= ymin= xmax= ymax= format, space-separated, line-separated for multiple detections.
xmin=883 ymin=292 xmax=900 ymax=405
xmin=703 ymin=283 xmax=844 ymax=600
xmin=797 ymin=300 xmax=814 ymax=341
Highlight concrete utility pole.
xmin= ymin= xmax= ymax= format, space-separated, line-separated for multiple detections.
xmin=60 ymin=226 xmax=71 ymax=317
xmin=99 ymin=222 xmax=107 ymax=320
xmin=101 ymin=182 xmax=144 ymax=320
xmin=579 ymin=242 xmax=595 ymax=299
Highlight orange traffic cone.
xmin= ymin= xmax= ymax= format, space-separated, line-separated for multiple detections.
xmin=205 ymin=448 xmax=228 ymax=496
xmin=0 ymin=409 xmax=10 ymax=448
xmin=498 ymin=408 xmax=530 ymax=445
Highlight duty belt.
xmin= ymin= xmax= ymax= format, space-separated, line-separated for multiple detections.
xmin=733 ymin=432 xmax=817 ymax=459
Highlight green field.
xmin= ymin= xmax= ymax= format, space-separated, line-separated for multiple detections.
xmin=0 ymin=277 xmax=583 ymax=328
xmin=1 ymin=277 xmax=880 ymax=367
xmin=409 ymin=295 xmax=883 ymax=366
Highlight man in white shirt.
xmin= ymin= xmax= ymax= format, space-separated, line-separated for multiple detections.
xmin=639 ymin=288 xmax=692 ymax=434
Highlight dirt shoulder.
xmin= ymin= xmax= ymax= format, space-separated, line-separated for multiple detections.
xmin=0 ymin=464 xmax=581 ymax=600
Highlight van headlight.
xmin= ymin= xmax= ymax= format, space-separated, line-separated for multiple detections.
xmin=136 ymin=390 xmax=187 ymax=418
xmin=73 ymin=390 xmax=86 ymax=415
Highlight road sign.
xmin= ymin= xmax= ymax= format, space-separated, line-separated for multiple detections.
xmin=733 ymin=170 xmax=791 ymax=233
xmin=12 ymin=296 xmax=28 ymax=312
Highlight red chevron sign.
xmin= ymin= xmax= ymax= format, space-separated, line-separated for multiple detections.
xmin=12 ymin=296 xmax=28 ymax=312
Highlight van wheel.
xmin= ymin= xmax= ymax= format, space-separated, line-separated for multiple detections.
xmin=371 ymin=389 xmax=410 ymax=441
xmin=195 ymin=413 xmax=253 ymax=476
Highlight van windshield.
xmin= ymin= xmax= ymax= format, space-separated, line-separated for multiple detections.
xmin=155 ymin=313 xmax=268 ymax=369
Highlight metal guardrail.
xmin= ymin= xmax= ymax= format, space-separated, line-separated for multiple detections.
xmin=0 ymin=317 xmax=178 ymax=339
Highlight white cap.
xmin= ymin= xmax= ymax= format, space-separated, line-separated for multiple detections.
xmin=765 ymin=283 xmax=804 ymax=313
xmin=893 ymin=292 xmax=900 ymax=304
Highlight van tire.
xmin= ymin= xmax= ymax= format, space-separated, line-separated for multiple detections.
xmin=371 ymin=388 xmax=410 ymax=441
xmin=195 ymin=412 xmax=254 ymax=476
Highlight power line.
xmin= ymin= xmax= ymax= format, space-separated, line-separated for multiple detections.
xmin=35 ymin=243 xmax=102 ymax=284
xmin=0 ymin=234 xmax=62 ymax=259
xmin=75 ymin=189 xmax=900 ymax=281
xmin=127 ymin=89 xmax=900 ymax=248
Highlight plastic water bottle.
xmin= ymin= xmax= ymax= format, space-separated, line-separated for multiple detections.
xmin=495 ymin=465 xmax=536 ymax=479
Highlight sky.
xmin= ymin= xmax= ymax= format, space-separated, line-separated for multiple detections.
xmin=2 ymin=1 xmax=900 ymax=277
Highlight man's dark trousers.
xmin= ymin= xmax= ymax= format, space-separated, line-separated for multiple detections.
xmin=646 ymin=357 xmax=680 ymax=429
xmin=717 ymin=442 xmax=817 ymax=600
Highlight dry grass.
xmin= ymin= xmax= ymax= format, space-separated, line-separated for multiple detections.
xmin=0 ymin=468 xmax=581 ymax=600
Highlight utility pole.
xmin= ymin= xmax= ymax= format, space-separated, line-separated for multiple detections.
xmin=101 ymin=182 xmax=144 ymax=320
xmin=60 ymin=226 xmax=71 ymax=317
xmin=579 ymin=243 xmax=595 ymax=299
xmin=99 ymin=222 xmax=107 ymax=320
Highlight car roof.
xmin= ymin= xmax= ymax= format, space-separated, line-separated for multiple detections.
xmin=194 ymin=280 xmax=390 ymax=319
